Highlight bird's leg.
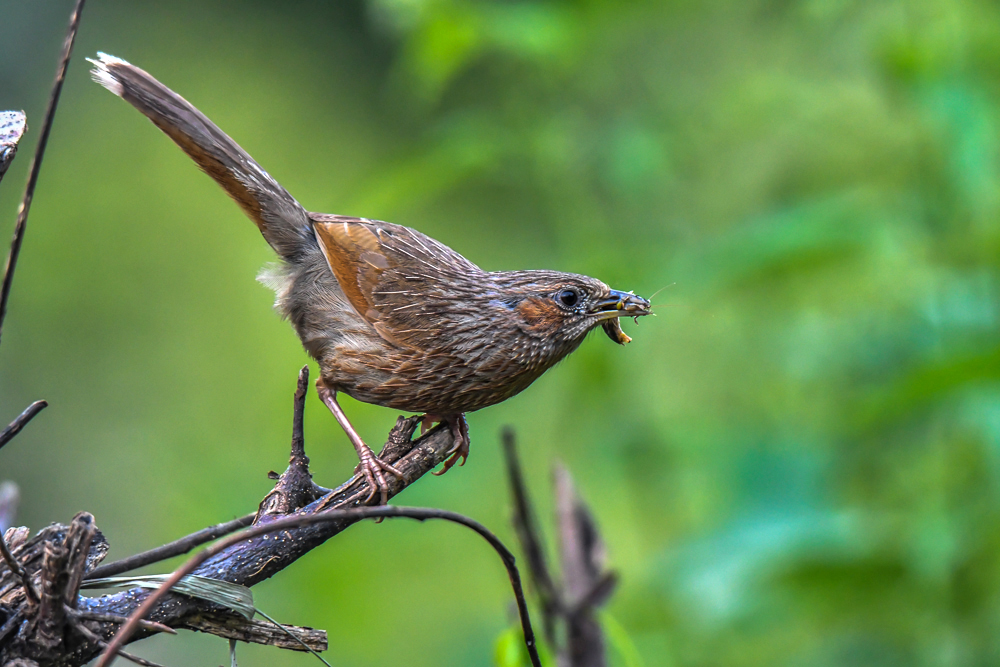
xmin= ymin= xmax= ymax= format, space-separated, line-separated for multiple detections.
xmin=432 ymin=413 xmax=470 ymax=476
xmin=316 ymin=382 xmax=404 ymax=505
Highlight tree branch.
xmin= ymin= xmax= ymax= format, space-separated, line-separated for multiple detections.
xmin=0 ymin=400 xmax=48 ymax=452
xmin=95 ymin=505 xmax=540 ymax=667
xmin=83 ymin=514 xmax=254 ymax=581
xmin=181 ymin=613 xmax=327 ymax=652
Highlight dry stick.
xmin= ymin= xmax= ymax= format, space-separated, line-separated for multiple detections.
xmin=0 ymin=522 xmax=37 ymax=603
xmin=66 ymin=606 xmax=176 ymax=635
xmin=96 ymin=506 xmax=542 ymax=667
xmin=84 ymin=514 xmax=254 ymax=580
xmin=0 ymin=0 xmax=86 ymax=345
xmin=69 ymin=615 xmax=167 ymax=667
xmin=501 ymin=426 xmax=561 ymax=644
xmin=0 ymin=399 xmax=47 ymax=450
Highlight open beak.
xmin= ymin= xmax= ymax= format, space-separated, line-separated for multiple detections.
xmin=590 ymin=289 xmax=651 ymax=345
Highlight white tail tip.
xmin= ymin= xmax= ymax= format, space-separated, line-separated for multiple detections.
xmin=87 ymin=52 xmax=132 ymax=97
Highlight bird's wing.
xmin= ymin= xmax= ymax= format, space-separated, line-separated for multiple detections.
xmin=311 ymin=214 xmax=485 ymax=349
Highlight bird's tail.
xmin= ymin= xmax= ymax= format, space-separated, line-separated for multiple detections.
xmin=89 ymin=53 xmax=314 ymax=262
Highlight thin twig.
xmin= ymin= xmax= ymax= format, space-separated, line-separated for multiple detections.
xmin=0 ymin=519 xmax=38 ymax=603
xmin=66 ymin=606 xmax=177 ymax=635
xmin=69 ymin=615 xmax=167 ymax=667
xmin=96 ymin=506 xmax=541 ymax=667
xmin=0 ymin=0 xmax=86 ymax=345
xmin=84 ymin=513 xmax=255 ymax=580
xmin=291 ymin=365 xmax=307 ymax=459
xmin=182 ymin=613 xmax=326 ymax=653
xmin=501 ymin=426 xmax=561 ymax=643
xmin=0 ymin=400 xmax=47 ymax=451
xmin=254 ymin=609 xmax=331 ymax=665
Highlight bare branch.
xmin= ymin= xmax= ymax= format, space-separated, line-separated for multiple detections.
xmin=96 ymin=505 xmax=541 ymax=667
xmin=502 ymin=426 xmax=561 ymax=644
xmin=182 ymin=613 xmax=327 ymax=652
xmin=0 ymin=0 xmax=86 ymax=345
xmin=554 ymin=462 xmax=616 ymax=667
xmin=0 ymin=400 xmax=48 ymax=451
xmin=0 ymin=524 xmax=37 ymax=604
xmin=68 ymin=616 xmax=166 ymax=667
xmin=84 ymin=514 xmax=254 ymax=581
xmin=66 ymin=607 xmax=176 ymax=635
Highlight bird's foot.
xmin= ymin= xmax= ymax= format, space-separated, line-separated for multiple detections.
xmin=354 ymin=444 xmax=406 ymax=505
xmin=432 ymin=414 xmax=470 ymax=476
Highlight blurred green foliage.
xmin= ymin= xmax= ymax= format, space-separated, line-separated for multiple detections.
xmin=2 ymin=0 xmax=1000 ymax=665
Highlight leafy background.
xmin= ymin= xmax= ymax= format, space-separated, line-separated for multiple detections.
xmin=2 ymin=0 xmax=1000 ymax=665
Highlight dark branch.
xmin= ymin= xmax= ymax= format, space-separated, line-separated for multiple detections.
xmin=95 ymin=505 xmax=540 ymax=667
xmin=68 ymin=616 xmax=166 ymax=667
xmin=83 ymin=514 xmax=254 ymax=581
xmin=0 ymin=0 xmax=85 ymax=345
xmin=65 ymin=608 xmax=175 ymax=635
xmin=0 ymin=523 xmax=37 ymax=604
xmin=553 ymin=462 xmax=616 ymax=667
xmin=2 ymin=369 xmax=543 ymax=667
xmin=503 ymin=430 xmax=619 ymax=667
xmin=0 ymin=400 xmax=48 ymax=451
xmin=182 ymin=614 xmax=327 ymax=652
xmin=502 ymin=426 xmax=561 ymax=643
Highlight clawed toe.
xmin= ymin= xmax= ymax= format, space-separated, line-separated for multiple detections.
xmin=355 ymin=445 xmax=406 ymax=505
xmin=432 ymin=414 xmax=470 ymax=477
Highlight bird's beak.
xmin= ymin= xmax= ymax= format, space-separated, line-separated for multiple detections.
xmin=590 ymin=289 xmax=651 ymax=345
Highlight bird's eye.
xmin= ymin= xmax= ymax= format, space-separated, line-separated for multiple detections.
xmin=558 ymin=288 xmax=580 ymax=308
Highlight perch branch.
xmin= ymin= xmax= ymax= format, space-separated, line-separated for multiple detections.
xmin=0 ymin=365 xmax=464 ymax=667
xmin=96 ymin=505 xmax=540 ymax=667
xmin=2 ymin=366 xmax=540 ymax=667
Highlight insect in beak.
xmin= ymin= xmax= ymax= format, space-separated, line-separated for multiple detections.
xmin=591 ymin=289 xmax=651 ymax=344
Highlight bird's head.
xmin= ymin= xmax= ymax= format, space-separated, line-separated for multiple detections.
xmin=489 ymin=270 xmax=652 ymax=365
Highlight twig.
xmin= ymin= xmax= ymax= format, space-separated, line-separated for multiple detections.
xmin=256 ymin=366 xmax=328 ymax=519
xmin=553 ymin=462 xmax=615 ymax=667
xmin=0 ymin=400 xmax=47 ymax=452
xmin=69 ymin=615 xmax=166 ymax=667
xmin=34 ymin=512 xmax=96 ymax=653
xmin=253 ymin=608 xmax=331 ymax=665
xmin=182 ymin=613 xmax=326 ymax=652
xmin=96 ymin=505 xmax=542 ymax=667
xmin=66 ymin=606 xmax=176 ymax=635
xmin=0 ymin=528 xmax=37 ymax=603
xmin=0 ymin=0 xmax=86 ymax=345
xmin=291 ymin=365 xmax=307 ymax=458
xmin=84 ymin=514 xmax=254 ymax=580
xmin=501 ymin=426 xmax=561 ymax=643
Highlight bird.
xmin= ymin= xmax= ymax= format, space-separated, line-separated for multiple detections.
xmin=89 ymin=53 xmax=652 ymax=504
